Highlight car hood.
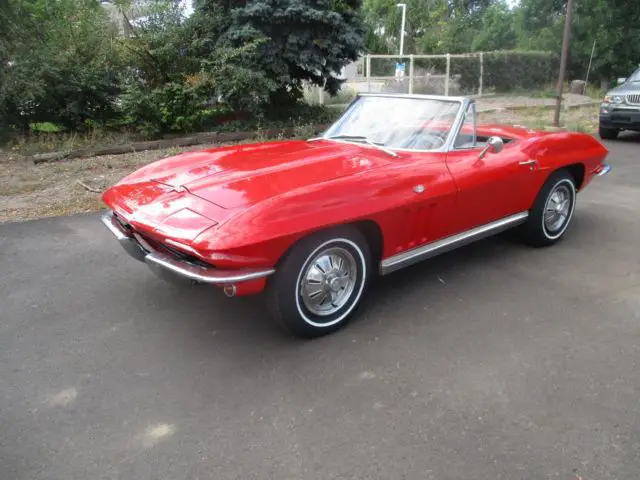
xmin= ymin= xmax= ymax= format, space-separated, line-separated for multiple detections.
xmin=607 ymin=82 xmax=640 ymax=95
xmin=103 ymin=140 xmax=391 ymax=239
xmin=121 ymin=140 xmax=391 ymax=210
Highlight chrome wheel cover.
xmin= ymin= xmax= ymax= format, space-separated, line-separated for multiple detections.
xmin=544 ymin=184 xmax=572 ymax=233
xmin=299 ymin=247 xmax=358 ymax=317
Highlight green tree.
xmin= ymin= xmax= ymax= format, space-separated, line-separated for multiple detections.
xmin=198 ymin=0 xmax=366 ymax=104
xmin=362 ymin=0 xmax=499 ymax=55
xmin=361 ymin=0 xmax=640 ymax=87
xmin=116 ymin=0 xmax=277 ymax=136
xmin=513 ymin=0 xmax=564 ymax=51
xmin=471 ymin=1 xmax=517 ymax=52
xmin=569 ymin=0 xmax=640 ymax=82
xmin=363 ymin=0 xmax=448 ymax=54
xmin=515 ymin=0 xmax=640 ymax=83
xmin=0 ymin=0 xmax=122 ymax=134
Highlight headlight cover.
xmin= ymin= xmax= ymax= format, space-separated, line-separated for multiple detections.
xmin=603 ymin=95 xmax=625 ymax=104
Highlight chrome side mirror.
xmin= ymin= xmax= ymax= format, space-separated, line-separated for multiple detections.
xmin=479 ymin=136 xmax=504 ymax=159
xmin=617 ymin=77 xmax=627 ymax=85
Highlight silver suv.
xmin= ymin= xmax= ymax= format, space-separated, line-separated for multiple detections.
xmin=599 ymin=67 xmax=640 ymax=139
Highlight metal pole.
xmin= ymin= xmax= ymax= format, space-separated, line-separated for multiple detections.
xmin=554 ymin=0 xmax=574 ymax=127
xmin=479 ymin=52 xmax=483 ymax=96
xmin=409 ymin=54 xmax=414 ymax=94
xmin=397 ymin=3 xmax=406 ymax=56
xmin=583 ymin=39 xmax=596 ymax=95
xmin=445 ymin=53 xmax=451 ymax=96
xmin=366 ymin=54 xmax=371 ymax=93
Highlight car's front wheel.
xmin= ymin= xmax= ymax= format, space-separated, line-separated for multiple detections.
xmin=266 ymin=226 xmax=371 ymax=338
xmin=522 ymin=170 xmax=577 ymax=247
xmin=599 ymin=126 xmax=619 ymax=140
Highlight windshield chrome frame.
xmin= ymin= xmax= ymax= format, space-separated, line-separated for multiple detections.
xmin=319 ymin=93 xmax=472 ymax=154
xmin=452 ymin=101 xmax=478 ymax=151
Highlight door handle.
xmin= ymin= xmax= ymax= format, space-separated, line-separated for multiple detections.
xmin=519 ymin=160 xmax=537 ymax=166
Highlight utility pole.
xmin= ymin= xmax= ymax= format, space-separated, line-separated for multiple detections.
xmin=396 ymin=3 xmax=407 ymax=56
xmin=554 ymin=0 xmax=574 ymax=127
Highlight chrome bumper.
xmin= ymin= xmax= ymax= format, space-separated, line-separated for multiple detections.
xmin=101 ymin=211 xmax=275 ymax=286
xmin=596 ymin=163 xmax=612 ymax=176
xmin=101 ymin=211 xmax=148 ymax=262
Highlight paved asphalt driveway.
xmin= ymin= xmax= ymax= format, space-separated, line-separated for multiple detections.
xmin=1 ymin=135 xmax=639 ymax=480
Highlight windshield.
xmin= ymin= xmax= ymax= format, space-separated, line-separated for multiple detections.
xmin=628 ymin=68 xmax=640 ymax=83
xmin=323 ymin=95 xmax=462 ymax=151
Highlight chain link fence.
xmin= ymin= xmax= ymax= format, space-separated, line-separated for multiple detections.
xmin=361 ymin=51 xmax=557 ymax=96
xmin=304 ymin=50 xmax=560 ymax=106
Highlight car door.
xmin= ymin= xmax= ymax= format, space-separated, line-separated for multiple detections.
xmin=445 ymin=103 xmax=539 ymax=233
xmin=373 ymin=149 xmax=459 ymax=272
xmin=398 ymin=151 xmax=460 ymax=245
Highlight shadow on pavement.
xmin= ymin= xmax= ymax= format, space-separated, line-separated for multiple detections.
xmin=614 ymin=130 xmax=640 ymax=142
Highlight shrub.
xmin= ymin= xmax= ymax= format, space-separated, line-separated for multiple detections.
xmin=119 ymin=82 xmax=230 ymax=137
xmin=214 ymin=103 xmax=341 ymax=132
xmin=116 ymin=2 xmax=278 ymax=138
xmin=0 ymin=0 xmax=122 ymax=135
xmin=482 ymin=51 xmax=557 ymax=93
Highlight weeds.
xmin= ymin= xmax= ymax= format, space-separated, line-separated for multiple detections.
xmin=325 ymin=87 xmax=358 ymax=106
xmin=293 ymin=121 xmax=316 ymax=139
xmin=5 ymin=129 xmax=138 ymax=156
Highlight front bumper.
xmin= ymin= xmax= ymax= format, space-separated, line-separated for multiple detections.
xmin=600 ymin=107 xmax=640 ymax=130
xmin=595 ymin=163 xmax=612 ymax=176
xmin=101 ymin=211 xmax=275 ymax=287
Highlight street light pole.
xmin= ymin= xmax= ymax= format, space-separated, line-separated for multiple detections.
xmin=553 ymin=0 xmax=574 ymax=127
xmin=396 ymin=3 xmax=407 ymax=57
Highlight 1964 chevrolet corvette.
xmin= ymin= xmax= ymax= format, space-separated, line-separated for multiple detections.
xmin=102 ymin=94 xmax=611 ymax=337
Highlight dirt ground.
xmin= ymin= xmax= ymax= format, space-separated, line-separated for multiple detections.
xmin=0 ymin=105 xmax=600 ymax=224
xmin=0 ymin=144 xmax=217 ymax=223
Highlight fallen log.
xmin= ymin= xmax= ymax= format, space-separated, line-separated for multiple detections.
xmin=31 ymin=124 xmax=330 ymax=165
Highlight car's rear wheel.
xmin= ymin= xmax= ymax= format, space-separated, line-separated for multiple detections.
xmin=522 ymin=170 xmax=576 ymax=247
xmin=599 ymin=126 xmax=619 ymax=140
xmin=266 ymin=226 xmax=371 ymax=338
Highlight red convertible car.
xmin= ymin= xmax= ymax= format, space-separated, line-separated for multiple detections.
xmin=102 ymin=94 xmax=611 ymax=337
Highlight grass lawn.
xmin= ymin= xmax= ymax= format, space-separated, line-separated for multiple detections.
xmin=478 ymin=105 xmax=600 ymax=133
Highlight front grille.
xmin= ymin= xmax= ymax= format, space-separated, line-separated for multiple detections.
xmin=113 ymin=212 xmax=212 ymax=269
xmin=157 ymin=242 xmax=212 ymax=269
xmin=626 ymin=94 xmax=640 ymax=105
xmin=113 ymin=212 xmax=130 ymax=230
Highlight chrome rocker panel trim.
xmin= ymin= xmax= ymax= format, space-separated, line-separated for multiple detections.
xmin=101 ymin=211 xmax=275 ymax=285
xmin=379 ymin=211 xmax=530 ymax=275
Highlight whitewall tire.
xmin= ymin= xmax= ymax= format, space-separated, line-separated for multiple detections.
xmin=266 ymin=226 xmax=371 ymax=338
xmin=523 ymin=170 xmax=577 ymax=247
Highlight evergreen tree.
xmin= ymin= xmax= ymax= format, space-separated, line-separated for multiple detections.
xmin=196 ymin=0 xmax=366 ymax=104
